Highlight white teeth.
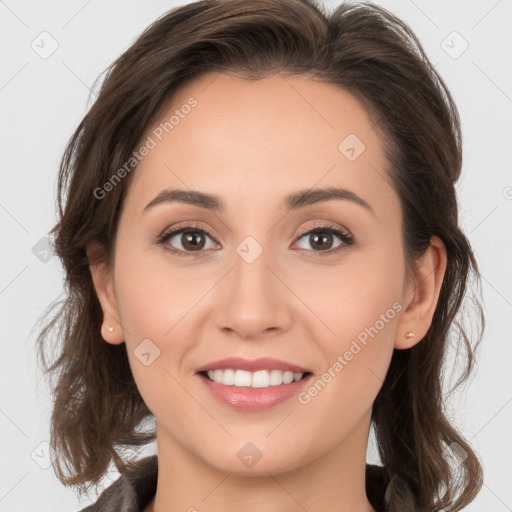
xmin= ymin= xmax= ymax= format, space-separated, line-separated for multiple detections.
xmin=213 ymin=369 xmax=223 ymax=383
xmin=234 ymin=369 xmax=252 ymax=387
xmin=252 ymin=370 xmax=269 ymax=388
xmin=283 ymin=371 xmax=294 ymax=384
xmin=269 ymin=369 xmax=283 ymax=385
xmin=222 ymin=368 xmax=235 ymax=385
xmin=205 ymin=369 xmax=305 ymax=388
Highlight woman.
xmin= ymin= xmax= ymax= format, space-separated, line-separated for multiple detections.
xmin=36 ymin=0 xmax=484 ymax=510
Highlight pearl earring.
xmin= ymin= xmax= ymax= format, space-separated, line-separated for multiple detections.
xmin=107 ymin=325 xmax=114 ymax=332
xmin=405 ymin=331 xmax=414 ymax=339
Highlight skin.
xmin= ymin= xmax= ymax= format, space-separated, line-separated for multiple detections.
xmin=88 ymin=72 xmax=447 ymax=512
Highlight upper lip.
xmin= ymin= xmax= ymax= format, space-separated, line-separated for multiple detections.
xmin=195 ymin=357 xmax=311 ymax=374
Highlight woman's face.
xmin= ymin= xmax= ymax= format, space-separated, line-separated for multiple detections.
xmin=93 ymin=72 xmax=424 ymax=474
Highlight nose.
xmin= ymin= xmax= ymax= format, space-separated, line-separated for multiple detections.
xmin=213 ymin=246 xmax=293 ymax=341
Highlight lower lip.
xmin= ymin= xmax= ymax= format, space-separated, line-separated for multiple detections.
xmin=198 ymin=373 xmax=313 ymax=412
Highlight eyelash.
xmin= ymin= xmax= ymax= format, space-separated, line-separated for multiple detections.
xmin=157 ymin=221 xmax=355 ymax=258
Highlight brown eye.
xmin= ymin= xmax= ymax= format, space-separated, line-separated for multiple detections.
xmin=294 ymin=225 xmax=354 ymax=255
xmin=306 ymin=232 xmax=336 ymax=251
xmin=158 ymin=226 xmax=218 ymax=256
xmin=158 ymin=222 xmax=354 ymax=258
xmin=180 ymin=231 xmax=207 ymax=251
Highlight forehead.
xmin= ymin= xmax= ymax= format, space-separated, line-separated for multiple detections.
xmin=124 ymin=72 xmax=398 ymax=221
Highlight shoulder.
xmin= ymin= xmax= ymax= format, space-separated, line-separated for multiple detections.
xmin=76 ymin=455 xmax=158 ymax=512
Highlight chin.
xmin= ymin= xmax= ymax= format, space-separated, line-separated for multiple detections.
xmin=195 ymin=437 xmax=310 ymax=476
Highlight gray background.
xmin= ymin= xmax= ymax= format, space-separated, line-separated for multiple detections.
xmin=1 ymin=0 xmax=511 ymax=510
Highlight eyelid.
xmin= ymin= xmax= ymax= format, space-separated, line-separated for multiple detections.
xmin=158 ymin=220 xmax=351 ymax=242
xmin=157 ymin=220 xmax=354 ymax=256
xmin=157 ymin=221 xmax=224 ymax=244
xmin=294 ymin=221 xmax=353 ymax=240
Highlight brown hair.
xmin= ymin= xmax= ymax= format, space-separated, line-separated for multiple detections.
xmin=36 ymin=0 xmax=484 ymax=509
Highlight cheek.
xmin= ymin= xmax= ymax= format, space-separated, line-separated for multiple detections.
xmin=112 ymin=243 xmax=216 ymax=404
xmin=113 ymin=242 xmax=197 ymax=339
xmin=294 ymin=290 xmax=400 ymax=446
xmin=293 ymin=238 xmax=404 ymax=345
xmin=295 ymin=241 xmax=403 ymax=403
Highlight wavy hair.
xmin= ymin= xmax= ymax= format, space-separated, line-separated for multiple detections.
xmin=36 ymin=0 xmax=484 ymax=509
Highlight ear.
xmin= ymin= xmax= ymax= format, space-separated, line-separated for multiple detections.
xmin=395 ymin=235 xmax=447 ymax=349
xmin=87 ymin=240 xmax=125 ymax=345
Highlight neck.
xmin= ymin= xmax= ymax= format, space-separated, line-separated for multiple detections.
xmin=150 ymin=411 xmax=376 ymax=512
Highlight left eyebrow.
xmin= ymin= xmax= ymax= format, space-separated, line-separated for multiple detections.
xmin=143 ymin=186 xmax=374 ymax=216
xmin=284 ymin=187 xmax=374 ymax=216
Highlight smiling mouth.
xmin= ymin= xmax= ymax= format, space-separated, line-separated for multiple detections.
xmin=198 ymin=369 xmax=313 ymax=389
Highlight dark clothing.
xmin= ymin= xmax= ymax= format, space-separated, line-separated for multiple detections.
xmin=78 ymin=455 xmax=410 ymax=511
